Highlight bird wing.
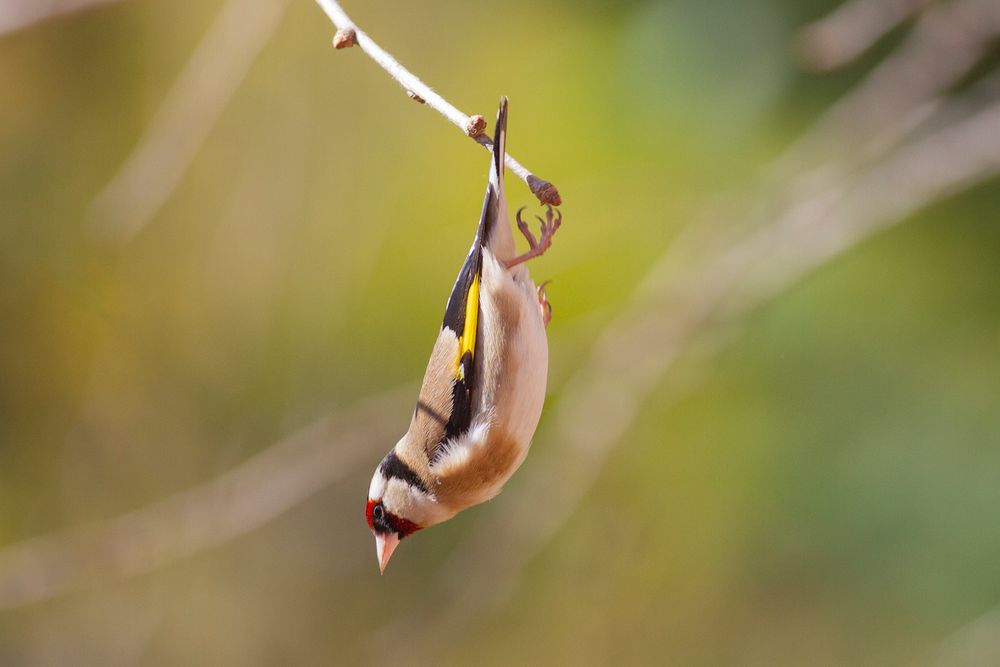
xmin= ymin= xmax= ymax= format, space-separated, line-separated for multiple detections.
xmin=439 ymin=229 xmax=482 ymax=445
xmin=410 ymin=99 xmax=510 ymax=464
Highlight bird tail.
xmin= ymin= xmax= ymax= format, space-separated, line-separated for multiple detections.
xmin=442 ymin=99 xmax=511 ymax=348
xmin=477 ymin=97 xmax=515 ymax=262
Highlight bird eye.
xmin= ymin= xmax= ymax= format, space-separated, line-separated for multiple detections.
xmin=372 ymin=503 xmax=385 ymax=521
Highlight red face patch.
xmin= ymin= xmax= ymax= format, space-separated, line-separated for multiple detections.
xmin=366 ymin=498 xmax=422 ymax=537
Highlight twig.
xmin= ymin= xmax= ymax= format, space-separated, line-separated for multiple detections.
xmin=0 ymin=0 xmax=123 ymax=37
xmin=0 ymin=386 xmax=412 ymax=610
xmin=368 ymin=95 xmax=1000 ymax=660
xmin=88 ymin=0 xmax=290 ymax=243
xmin=313 ymin=0 xmax=562 ymax=207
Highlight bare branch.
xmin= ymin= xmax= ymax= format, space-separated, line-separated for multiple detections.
xmin=88 ymin=0 xmax=290 ymax=243
xmin=369 ymin=96 xmax=1000 ymax=659
xmin=0 ymin=387 xmax=412 ymax=610
xmin=313 ymin=0 xmax=562 ymax=207
xmin=0 ymin=0 xmax=123 ymax=37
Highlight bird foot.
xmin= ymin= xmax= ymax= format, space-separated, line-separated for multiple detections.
xmin=537 ymin=280 xmax=552 ymax=327
xmin=506 ymin=205 xmax=562 ymax=269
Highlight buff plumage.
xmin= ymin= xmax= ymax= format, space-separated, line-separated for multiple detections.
xmin=365 ymin=97 xmax=560 ymax=572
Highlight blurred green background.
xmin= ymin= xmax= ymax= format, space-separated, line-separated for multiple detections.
xmin=1 ymin=0 xmax=999 ymax=664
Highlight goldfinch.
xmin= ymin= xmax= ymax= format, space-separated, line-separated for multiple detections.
xmin=365 ymin=98 xmax=561 ymax=573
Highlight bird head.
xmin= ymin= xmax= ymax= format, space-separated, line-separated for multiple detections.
xmin=366 ymin=450 xmax=447 ymax=573
xmin=365 ymin=496 xmax=419 ymax=575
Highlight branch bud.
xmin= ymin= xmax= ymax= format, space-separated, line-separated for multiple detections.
xmin=527 ymin=175 xmax=562 ymax=207
xmin=333 ymin=28 xmax=357 ymax=49
xmin=465 ymin=115 xmax=487 ymax=138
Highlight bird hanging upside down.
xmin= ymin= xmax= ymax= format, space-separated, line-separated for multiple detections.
xmin=365 ymin=98 xmax=561 ymax=573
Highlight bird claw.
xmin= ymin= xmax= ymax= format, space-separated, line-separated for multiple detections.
xmin=515 ymin=207 xmax=539 ymax=249
xmin=537 ymin=280 xmax=553 ymax=327
xmin=508 ymin=205 xmax=562 ymax=269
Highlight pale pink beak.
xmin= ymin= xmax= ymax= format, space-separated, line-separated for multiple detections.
xmin=374 ymin=532 xmax=400 ymax=574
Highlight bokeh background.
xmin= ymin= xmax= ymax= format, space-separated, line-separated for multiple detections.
xmin=2 ymin=0 xmax=1000 ymax=664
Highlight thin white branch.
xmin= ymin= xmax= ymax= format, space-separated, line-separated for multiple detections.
xmin=0 ymin=0 xmax=123 ymax=37
xmin=313 ymin=0 xmax=561 ymax=207
xmin=317 ymin=0 xmax=465 ymax=129
xmin=0 ymin=386 xmax=412 ymax=610
xmin=88 ymin=0 xmax=290 ymax=243
xmin=368 ymin=96 xmax=1000 ymax=659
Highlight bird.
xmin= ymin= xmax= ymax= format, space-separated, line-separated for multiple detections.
xmin=365 ymin=97 xmax=561 ymax=573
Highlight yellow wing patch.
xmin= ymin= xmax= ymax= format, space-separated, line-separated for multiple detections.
xmin=455 ymin=272 xmax=480 ymax=380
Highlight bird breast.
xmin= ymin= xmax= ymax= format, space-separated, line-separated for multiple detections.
xmin=430 ymin=249 xmax=548 ymax=511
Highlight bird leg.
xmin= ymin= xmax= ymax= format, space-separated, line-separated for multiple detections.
xmin=506 ymin=205 xmax=561 ymax=269
xmin=536 ymin=280 xmax=553 ymax=327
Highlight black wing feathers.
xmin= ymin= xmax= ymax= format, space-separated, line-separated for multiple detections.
xmin=436 ymin=98 xmax=508 ymax=446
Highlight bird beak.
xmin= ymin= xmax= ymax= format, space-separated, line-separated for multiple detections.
xmin=374 ymin=532 xmax=399 ymax=574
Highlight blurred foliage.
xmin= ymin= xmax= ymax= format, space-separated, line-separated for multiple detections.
xmin=1 ymin=0 xmax=999 ymax=664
